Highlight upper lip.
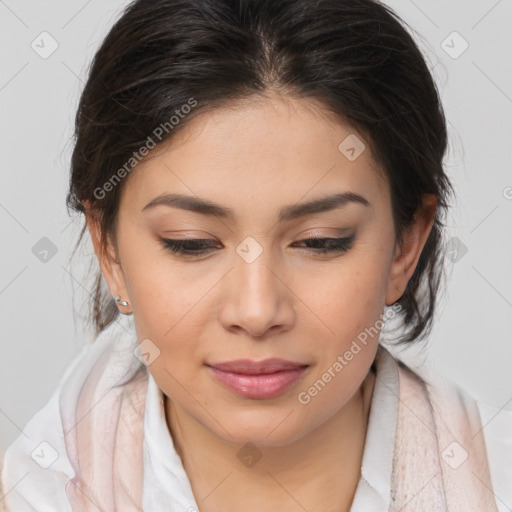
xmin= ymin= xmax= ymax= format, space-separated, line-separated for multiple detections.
xmin=207 ymin=358 xmax=309 ymax=374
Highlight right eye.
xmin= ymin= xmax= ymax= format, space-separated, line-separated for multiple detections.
xmin=160 ymin=238 xmax=219 ymax=256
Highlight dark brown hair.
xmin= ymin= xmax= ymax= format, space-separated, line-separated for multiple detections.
xmin=66 ymin=0 xmax=454 ymax=345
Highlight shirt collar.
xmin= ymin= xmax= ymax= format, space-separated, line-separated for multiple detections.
xmin=143 ymin=373 xmax=199 ymax=510
xmin=350 ymin=344 xmax=400 ymax=510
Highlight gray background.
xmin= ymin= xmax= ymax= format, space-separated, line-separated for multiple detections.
xmin=0 ymin=0 xmax=511 ymax=460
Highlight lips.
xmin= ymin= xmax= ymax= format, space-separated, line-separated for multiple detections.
xmin=207 ymin=358 xmax=308 ymax=374
xmin=206 ymin=358 xmax=310 ymax=399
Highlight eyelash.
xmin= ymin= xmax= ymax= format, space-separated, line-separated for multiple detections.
xmin=160 ymin=235 xmax=355 ymax=257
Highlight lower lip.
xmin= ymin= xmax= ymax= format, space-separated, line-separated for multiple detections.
xmin=207 ymin=366 xmax=309 ymax=399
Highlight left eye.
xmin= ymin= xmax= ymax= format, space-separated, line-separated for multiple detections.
xmin=160 ymin=236 xmax=355 ymax=257
xmin=293 ymin=235 xmax=355 ymax=254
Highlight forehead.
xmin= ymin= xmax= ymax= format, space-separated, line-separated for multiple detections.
xmin=120 ymin=94 xmax=388 ymax=216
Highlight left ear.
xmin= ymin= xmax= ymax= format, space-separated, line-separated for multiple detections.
xmin=385 ymin=194 xmax=437 ymax=306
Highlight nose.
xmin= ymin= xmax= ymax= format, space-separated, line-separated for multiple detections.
xmin=219 ymin=246 xmax=295 ymax=339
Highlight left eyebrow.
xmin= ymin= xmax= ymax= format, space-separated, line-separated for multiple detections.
xmin=279 ymin=192 xmax=371 ymax=222
xmin=141 ymin=191 xmax=371 ymax=222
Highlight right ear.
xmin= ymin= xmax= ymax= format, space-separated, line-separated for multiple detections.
xmin=83 ymin=200 xmax=131 ymax=309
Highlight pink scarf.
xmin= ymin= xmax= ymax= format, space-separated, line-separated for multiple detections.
xmin=62 ymin=348 xmax=498 ymax=511
xmin=389 ymin=360 xmax=497 ymax=511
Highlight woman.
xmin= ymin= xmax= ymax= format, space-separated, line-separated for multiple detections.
xmin=1 ymin=0 xmax=510 ymax=510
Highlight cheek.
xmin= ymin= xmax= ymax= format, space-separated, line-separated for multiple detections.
xmin=120 ymin=249 xmax=205 ymax=368
xmin=128 ymin=266 xmax=207 ymax=399
xmin=303 ymin=257 xmax=388 ymax=403
xmin=313 ymin=258 xmax=388 ymax=333
xmin=299 ymin=280 xmax=382 ymax=415
xmin=121 ymin=240 xmax=196 ymax=325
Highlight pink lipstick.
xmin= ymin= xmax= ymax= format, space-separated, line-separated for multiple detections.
xmin=206 ymin=358 xmax=309 ymax=399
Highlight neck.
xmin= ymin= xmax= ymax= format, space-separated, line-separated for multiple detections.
xmin=165 ymin=369 xmax=375 ymax=512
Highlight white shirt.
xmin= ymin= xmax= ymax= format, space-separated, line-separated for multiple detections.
xmin=2 ymin=316 xmax=511 ymax=511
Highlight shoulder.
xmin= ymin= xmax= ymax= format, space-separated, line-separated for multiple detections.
xmin=476 ymin=399 xmax=512 ymax=512
xmin=0 ymin=341 xmax=91 ymax=511
xmin=0 ymin=382 xmax=75 ymax=511
xmin=0 ymin=316 xmax=139 ymax=511
xmin=396 ymin=357 xmax=511 ymax=511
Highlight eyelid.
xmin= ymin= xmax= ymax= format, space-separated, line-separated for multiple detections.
xmin=298 ymin=227 xmax=352 ymax=239
xmin=160 ymin=230 xmax=214 ymax=238
xmin=160 ymin=231 xmax=350 ymax=245
xmin=159 ymin=233 xmax=356 ymax=258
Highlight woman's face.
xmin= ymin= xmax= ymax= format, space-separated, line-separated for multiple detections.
xmin=90 ymin=93 xmax=435 ymax=446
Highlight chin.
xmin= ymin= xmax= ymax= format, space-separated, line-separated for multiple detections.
xmin=207 ymin=409 xmax=311 ymax=448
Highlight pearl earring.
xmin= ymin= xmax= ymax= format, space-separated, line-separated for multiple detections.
xmin=115 ymin=295 xmax=129 ymax=307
